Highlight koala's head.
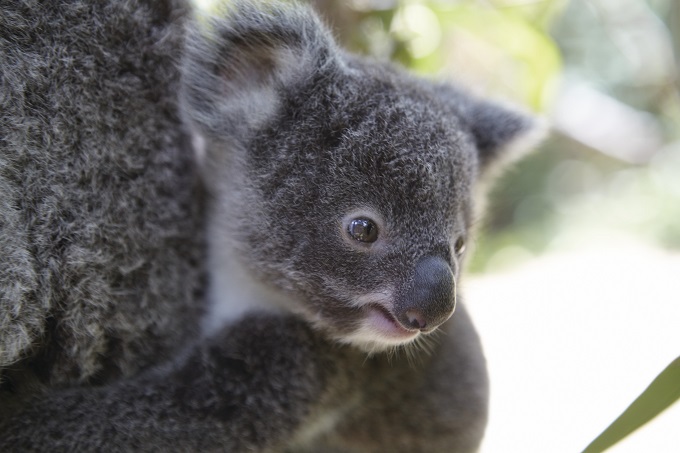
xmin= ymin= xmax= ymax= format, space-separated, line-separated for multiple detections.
xmin=181 ymin=1 xmax=542 ymax=352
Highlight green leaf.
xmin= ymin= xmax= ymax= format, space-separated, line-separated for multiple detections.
xmin=582 ymin=356 xmax=680 ymax=453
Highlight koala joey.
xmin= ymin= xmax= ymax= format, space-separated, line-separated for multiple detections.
xmin=181 ymin=1 xmax=540 ymax=450
xmin=187 ymin=1 xmax=534 ymax=353
xmin=0 ymin=1 xmax=542 ymax=452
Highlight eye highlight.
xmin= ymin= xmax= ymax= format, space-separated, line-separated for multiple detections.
xmin=347 ymin=218 xmax=378 ymax=243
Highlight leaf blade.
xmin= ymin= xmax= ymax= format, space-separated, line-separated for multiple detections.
xmin=582 ymin=356 xmax=680 ymax=453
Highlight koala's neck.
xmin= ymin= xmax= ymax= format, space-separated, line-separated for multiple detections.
xmin=203 ymin=162 xmax=290 ymax=334
xmin=203 ymin=228 xmax=291 ymax=334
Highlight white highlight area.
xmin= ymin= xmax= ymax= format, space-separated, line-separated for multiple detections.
xmin=192 ymin=0 xmax=217 ymax=11
xmin=465 ymin=242 xmax=680 ymax=452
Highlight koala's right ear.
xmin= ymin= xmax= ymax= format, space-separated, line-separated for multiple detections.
xmin=181 ymin=1 xmax=337 ymax=142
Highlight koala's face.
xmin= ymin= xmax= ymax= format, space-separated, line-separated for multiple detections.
xmin=232 ymin=63 xmax=478 ymax=352
xmin=181 ymin=1 xmax=537 ymax=352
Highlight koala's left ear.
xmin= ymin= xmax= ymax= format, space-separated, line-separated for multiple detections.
xmin=440 ymin=85 xmax=547 ymax=172
xmin=465 ymin=96 xmax=546 ymax=171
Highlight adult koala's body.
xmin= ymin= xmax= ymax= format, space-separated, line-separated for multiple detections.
xmin=0 ymin=1 xmax=205 ymax=387
xmin=1 ymin=1 xmax=540 ymax=452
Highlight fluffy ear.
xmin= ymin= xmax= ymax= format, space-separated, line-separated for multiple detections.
xmin=180 ymin=1 xmax=337 ymax=141
xmin=438 ymin=85 xmax=546 ymax=172
xmin=464 ymin=96 xmax=546 ymax=171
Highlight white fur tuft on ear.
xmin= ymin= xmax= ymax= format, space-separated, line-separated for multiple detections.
xmin=482 ymin=111 xmax=549 ymax=176
xmin=463 ymin=97 xmax=547 ymax=171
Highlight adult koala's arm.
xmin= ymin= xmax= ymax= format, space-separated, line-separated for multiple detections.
xmin=0 ymin=314 xmax=339 ymax=452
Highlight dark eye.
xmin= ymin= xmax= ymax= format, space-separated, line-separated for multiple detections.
xmin=347 ymin=218 xmax=378 ymax=243
xmin=454 ymin=236 xmax=466 ymax=255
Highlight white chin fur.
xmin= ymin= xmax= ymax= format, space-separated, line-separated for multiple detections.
xmin=336 ymin=287 xmax=421 ymax=353
xmin=339 ymin=329 xmax=420 ymax=354
xmin=338 ymin=317 xmax=420 ymax=353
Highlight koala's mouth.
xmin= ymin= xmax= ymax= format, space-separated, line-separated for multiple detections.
xmin=364 ymin=304 xmax=419 ymax=342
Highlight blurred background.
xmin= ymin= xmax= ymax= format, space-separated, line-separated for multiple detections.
xmin=310 ymin=1 xmax=680 ymax=451
xmin=199 ymin=0 xmax=680 ymax=450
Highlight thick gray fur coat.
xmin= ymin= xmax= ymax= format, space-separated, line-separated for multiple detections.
xmin=0 ymin=1 xmax=540 ymax=451
xmin=0 ymin=0 xmax=205 ymax=385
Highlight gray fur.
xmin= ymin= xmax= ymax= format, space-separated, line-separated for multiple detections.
xmin=0 ymin=0 xmax=205 ymax=384
xmin=0 ymin=1 xmax=539 ymax=451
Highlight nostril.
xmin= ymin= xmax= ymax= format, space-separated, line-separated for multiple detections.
xmin=405 ymin=309 xmax=427 ymax=330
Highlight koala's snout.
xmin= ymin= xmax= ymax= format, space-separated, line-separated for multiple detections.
xmin=396 ymin=256 xmax=456 ymax=332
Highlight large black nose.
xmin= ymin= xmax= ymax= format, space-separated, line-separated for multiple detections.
xmin=396 ymin=256 xmax=456 ymax=332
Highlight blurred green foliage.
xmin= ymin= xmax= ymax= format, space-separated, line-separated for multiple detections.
xmin=317 ymin=0 xmax=564 ymax=110
xmin=313 ymin=0 xmax=680 ymax=274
